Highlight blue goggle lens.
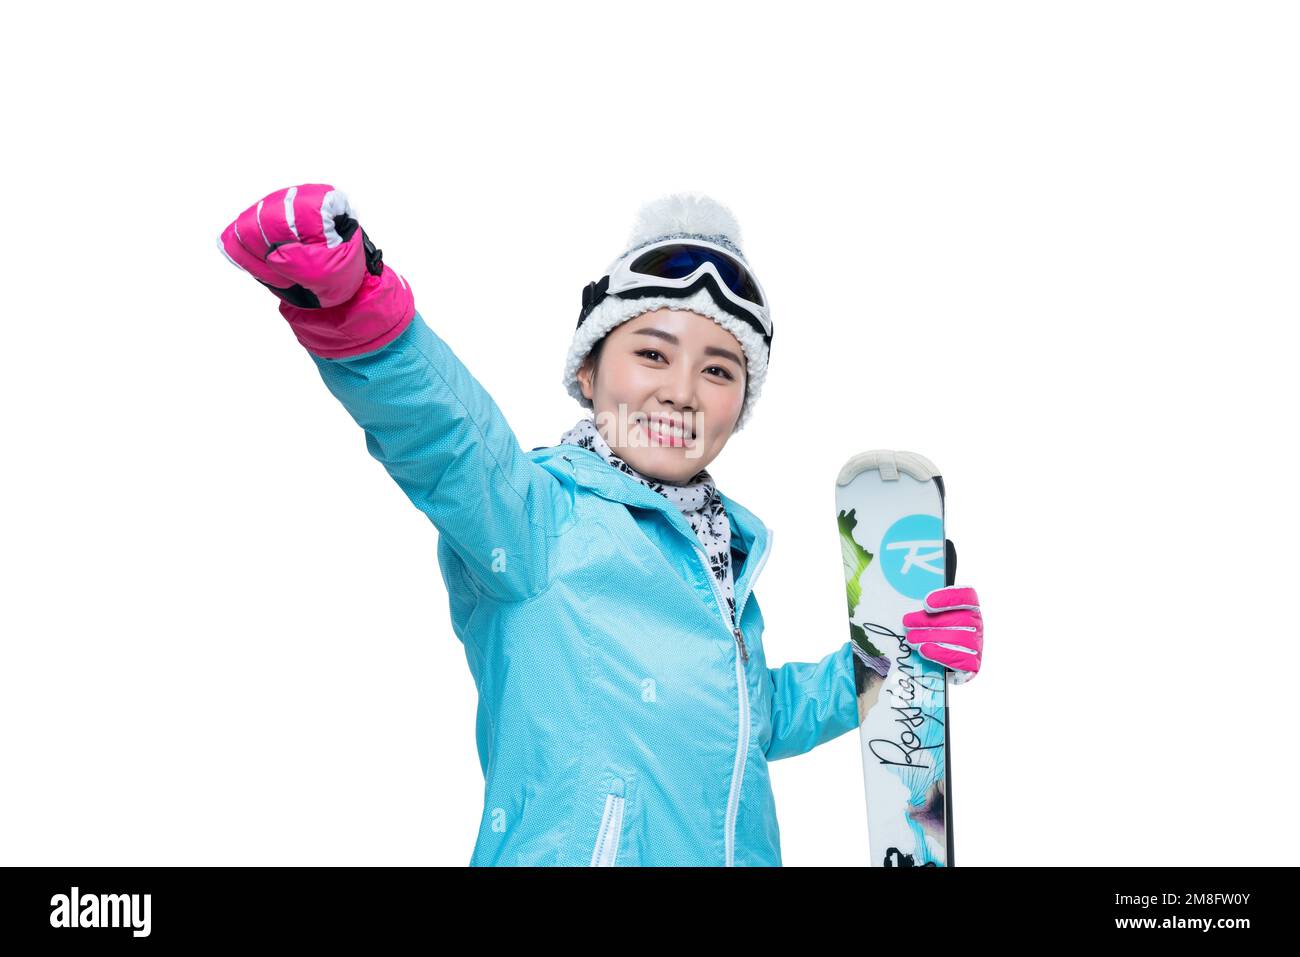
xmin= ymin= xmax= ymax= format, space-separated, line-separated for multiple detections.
xmin=629 ymin=244 xmax=764 ymax=307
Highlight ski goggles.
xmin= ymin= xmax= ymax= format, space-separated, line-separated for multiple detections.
xmin=578 ymin=238 xmax=772 ymax=346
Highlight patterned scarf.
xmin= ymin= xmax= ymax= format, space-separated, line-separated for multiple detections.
xmin=559 ymin=416 xmax=737 ymax=625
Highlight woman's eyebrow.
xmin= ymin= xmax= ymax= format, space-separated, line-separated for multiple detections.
xmin=632 ymin=328 xmax=743 ymax=367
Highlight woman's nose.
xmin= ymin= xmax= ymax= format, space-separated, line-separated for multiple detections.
xmin=658 ymin=366 xmax=698 ymax=409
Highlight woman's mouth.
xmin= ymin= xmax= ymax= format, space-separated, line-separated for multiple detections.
xmin=641 ymin=418 xmax=690 ymax=448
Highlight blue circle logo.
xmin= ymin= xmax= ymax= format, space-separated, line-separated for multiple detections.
xmin=880 ymin=514 xmax=945 ymax=600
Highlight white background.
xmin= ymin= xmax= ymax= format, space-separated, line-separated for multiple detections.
xmin=2 ymin=0 xmax=1296 ymax=866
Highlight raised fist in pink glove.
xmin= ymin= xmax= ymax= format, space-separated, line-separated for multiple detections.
xmin=902 ymin=586 xmax=984 ymax=685
xmin=217 ymin=184 xmax=414 ymax=359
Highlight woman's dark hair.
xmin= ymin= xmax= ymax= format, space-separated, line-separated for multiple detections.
xmin=583 ymin=336 xmax=608 ymax=388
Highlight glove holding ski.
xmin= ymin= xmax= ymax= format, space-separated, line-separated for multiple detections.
xmin=217 ymin=183 xmax=415 ymax=359
xmin=902 ymin=586 xmax=983 ymax=685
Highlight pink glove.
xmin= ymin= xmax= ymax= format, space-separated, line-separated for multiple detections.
xmin=217 ymin=184 xmax=414 ymax=358
xmin=902 ymin=586 xmax=983 ymax=685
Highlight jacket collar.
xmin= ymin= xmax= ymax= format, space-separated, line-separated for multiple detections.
xmin=535 ymin=443 xmax=770 ymax=597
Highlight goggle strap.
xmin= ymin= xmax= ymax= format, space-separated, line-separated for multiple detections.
xmin=577 ymin=275 xmax=610 ymax=328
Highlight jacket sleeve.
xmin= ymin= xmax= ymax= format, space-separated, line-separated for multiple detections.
xmin=307 ymin=309 xmax=568 ymax=602
xmin=764 ymin=640 xmax=859 ymax=761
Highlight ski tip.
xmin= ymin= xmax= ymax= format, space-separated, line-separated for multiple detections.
xmin=835 ymin=449 xmax=941 ymax=485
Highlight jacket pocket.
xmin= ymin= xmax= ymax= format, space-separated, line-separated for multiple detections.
xmin=592 ymin=785 xmax=626 ymax=868
xmin=592 ymin=764 xmax=647 ymax=868
xmin=589 ymin=781 xmax=626 ymax=866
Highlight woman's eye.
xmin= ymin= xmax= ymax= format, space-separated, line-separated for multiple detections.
xmin=636 ymin=350 xmax=733 ymax=381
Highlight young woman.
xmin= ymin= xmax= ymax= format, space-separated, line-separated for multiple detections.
xmin=217 ymin=185 xmax=985 ymax=866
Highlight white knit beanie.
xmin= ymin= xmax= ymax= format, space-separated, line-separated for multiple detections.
xmin=561 ymin=193 xmax=771 ymax=432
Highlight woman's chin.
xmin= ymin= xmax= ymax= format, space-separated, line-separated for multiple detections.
xmin=623 ymin=447 xmax=705 ymax=483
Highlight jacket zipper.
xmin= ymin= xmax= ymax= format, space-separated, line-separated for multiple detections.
xmin=704 ymin=560 xmax=750 ymax=662
xmin=694 ymin=526 xmax=773 ymax=867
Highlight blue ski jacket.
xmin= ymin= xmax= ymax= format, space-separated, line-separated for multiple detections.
xmin=309 ymin=310 xmax=860 ymax=866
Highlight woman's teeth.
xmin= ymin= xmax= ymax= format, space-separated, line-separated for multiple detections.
xmin=640 ymin=418 xmax=690 ymax=441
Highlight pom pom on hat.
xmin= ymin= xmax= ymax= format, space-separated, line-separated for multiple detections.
xmin=614 ymin=194 xmax=746 ymax=266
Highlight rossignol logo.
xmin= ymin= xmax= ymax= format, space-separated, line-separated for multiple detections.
xmin=886 ymin=538 xmax=944 ymax=576
xmin=879 ymin=513 xmax=945 ymax=600
xmin=49 ymin=886 xmax=151 ymax=937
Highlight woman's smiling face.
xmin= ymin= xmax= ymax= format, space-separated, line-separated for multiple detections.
xmin=576 ymin=308 xmax=747 ymax=483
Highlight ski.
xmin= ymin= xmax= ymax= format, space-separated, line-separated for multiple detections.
xmin=835 ymin=450 xmax=956 ymax=867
